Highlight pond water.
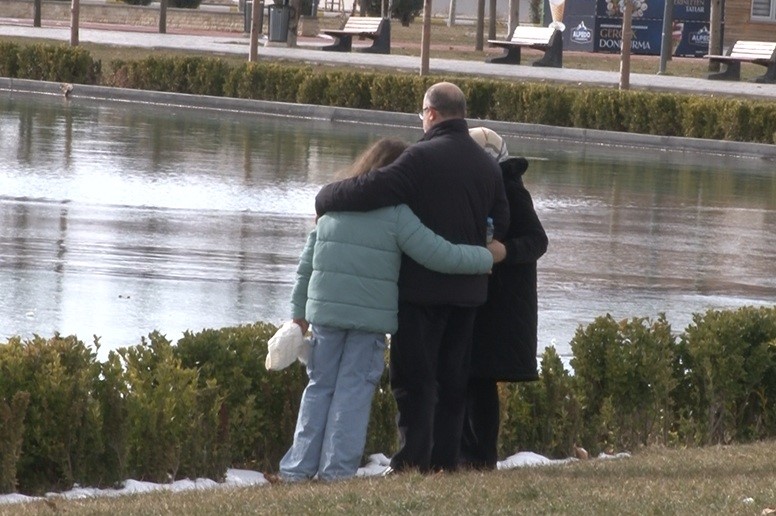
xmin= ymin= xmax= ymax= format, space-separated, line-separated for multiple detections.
xmin=2 ymin=93 xmax=775 ymax=361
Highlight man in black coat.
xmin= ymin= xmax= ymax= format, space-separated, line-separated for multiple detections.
xmin=315 ymin=82 xmax=510 ymax=473
xmin=461 ymin=127 xmax=549 ymax=470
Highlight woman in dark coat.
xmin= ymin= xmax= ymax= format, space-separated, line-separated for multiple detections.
xmin=461 ymin=127 xmax=549 ymax=470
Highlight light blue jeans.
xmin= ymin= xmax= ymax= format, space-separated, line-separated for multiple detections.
xmin=279 ymin=324 xmax=386 ymax=481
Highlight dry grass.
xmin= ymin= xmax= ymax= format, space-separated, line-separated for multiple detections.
xmin=4 ymin=440 xmax=776 ymax=515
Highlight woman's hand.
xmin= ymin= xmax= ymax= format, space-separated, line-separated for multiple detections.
xmin=487 ymin=240 xmax=507 ymax=264
xmin=293 ymin=318 xmax=310 ymax=335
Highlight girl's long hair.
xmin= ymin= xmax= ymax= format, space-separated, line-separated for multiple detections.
xmin=339 ymin=137 xmax=409 ymax=178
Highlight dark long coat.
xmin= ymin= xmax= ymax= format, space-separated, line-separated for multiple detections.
xmin=469 ymin=156 xmax=548 ymax=382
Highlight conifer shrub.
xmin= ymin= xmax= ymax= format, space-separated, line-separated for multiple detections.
xmin=499 ymin=346 xmax=581 ymax=459
xmin=175 ymin=323 xmax=307 ymax=472
xmin=568 ymin=315 xmax=678 ymax=453
xmin=171 ymin=56 xmax=232 ymax=96
xmin=222 ymin=62 xmax=308 ymax=102
xmin=0 ymin=335 xmax=104 ymax=495
xmin=519 ymin=83 xmax=575 ymax=127
xmin=570 ymin=88 xmax=627 ymax=132
xmin=0 ymin=42 xmax=19 ymax=78
xmin=94 ymin=350 xmax=131 ymax=487
xmin=0 ymin=392 xmax=30 ymax=494
xmin=0 ymin=305 xmax=774 ymax=493
xmin=4 ymin=41 xmax=776 ymax=143
xmin=675 ymin=306 xmax=776 ymax=445
xmin=364 ymin=347 xmax=398 ymax=459
xmin=369 ymin=74 xmax=428 ymax=113
xmin=13 ymin=44 xmax=100 ymax=83
xmin=120 ymin=331 xmax=225 ymax=483
xmin=622 ymin=91 xmax=687 ymax=137
xmin=325 ymin=72 xmax=374 ymax=109
xmin=296 ymin=73 xmax=332 ymax=105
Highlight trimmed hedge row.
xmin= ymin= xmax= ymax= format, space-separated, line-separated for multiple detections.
xmin=499 ymin=306 xmax=776 ymax=459
xmin=105 ymin=57 xmax=776 ymax=145
xmin=2 ymin=42 xmax=774 ymax=144
xmin=0 ymin=42 xmax=100 ymax=84
xmin=0 ymin=325 xmax=308 ymax=495
xmin=2 ymin=306 xmax=775 ymax=495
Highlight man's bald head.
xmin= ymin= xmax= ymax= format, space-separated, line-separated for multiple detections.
xmin=423 ymin=82 xmax=467 ymax=121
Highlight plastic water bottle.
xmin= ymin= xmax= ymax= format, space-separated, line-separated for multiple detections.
xmin=486 ymin=217 xmax=494 ymax=243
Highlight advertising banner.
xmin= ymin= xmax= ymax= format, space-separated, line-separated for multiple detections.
xmin=594 ymin=17 xmax=664 ymax=54
xmin=595 ymin=0 xmax=711 ymax=21
xmin=563 ymin=16 xmax=596 ymax=52
xmin=672 ymin=21 xmax=713 ymax=56
xmin=544 ymin=0 xmax=713 ymax=56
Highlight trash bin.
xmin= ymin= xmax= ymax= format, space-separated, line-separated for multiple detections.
xmin=268 ymin=5 xmax=291 ymax=42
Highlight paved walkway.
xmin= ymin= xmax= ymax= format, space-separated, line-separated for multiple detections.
xmin=2 ymin=20 xmax=776 ymax=100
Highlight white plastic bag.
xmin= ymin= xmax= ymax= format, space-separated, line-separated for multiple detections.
xmin=297 ymin=336 xmax=312 ymax=366
xmin=265 ymin=321 xmax=304 ymax=371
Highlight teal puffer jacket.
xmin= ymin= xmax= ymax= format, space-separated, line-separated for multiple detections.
xmin=291 ymin=205 xmax=493 ymax=334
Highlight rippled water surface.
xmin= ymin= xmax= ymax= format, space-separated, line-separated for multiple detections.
xmin=2 ymin=93 xmax=775 ymax=360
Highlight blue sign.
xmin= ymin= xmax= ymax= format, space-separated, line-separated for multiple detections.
xmin=595 ymin=0 xmax=710 ymax=21
xmin=563 ymin=16 xmax=597 ymax=52
xmin=594 ymin=17 xmax=665 ymax=55
xmin=673 ymin=22 xmax=712 ymax=56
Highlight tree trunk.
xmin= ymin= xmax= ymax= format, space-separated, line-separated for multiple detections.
xmin=287 ymin=0 xmax=301 ymax=47
xmin=488 ymin=0 xmax=496 ymax=40
xmin=159 ymin=0 xmax=167 ymax=34
xmin=70 ymin=0 xmax=79 ymax=46
xmin=619 ymin=0 xmax=633 ymax=90
xmin=708 ymin=0 xmax=722 ymax=72
xmin=475 ymin=0 xmax=485 ymax=51
xmin=249 ymin=0 xmax=263 ymax=61
xmin=420 ymin=0 xmax=432 ymax=75
xmin=33 ymin=0 xmax=42 ymax=27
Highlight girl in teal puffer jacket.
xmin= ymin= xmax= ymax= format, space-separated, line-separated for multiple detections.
xmin=279 ymin=138 xmax=501 ymax=482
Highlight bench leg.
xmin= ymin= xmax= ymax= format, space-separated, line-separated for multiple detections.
xmin=322 ymin=35 xmax=353 ymax=52
xmin=533 ymin=32 xmax=563 ymax=68
xmin=754 ymin=62 xmax=776 ymax=84
xmin=707 ymin=61 xmax=741 ymax=81
xmin=357 ymin=20 xmax=390 ymax=54
xmin=487 ymin=47 xmax=521 ymax=65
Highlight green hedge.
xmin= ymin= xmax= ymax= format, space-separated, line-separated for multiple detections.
xmin=2 ymin=306 xmax=776 ymax=494
xmin=108 ymin=56 xmax=776 ymax=144
xmin=3 ymin=42 xmax=776 ymax=144
xmin=0 ymin=42 xmax=100 ymax=84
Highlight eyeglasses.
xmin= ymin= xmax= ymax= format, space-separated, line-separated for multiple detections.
xmin=418 ymin=106 xmax=431 ymax=120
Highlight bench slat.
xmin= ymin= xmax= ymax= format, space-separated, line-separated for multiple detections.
xmin=340 ymin=18 xmax=383 ymax=31
xmin=489 ymin=26 xmax=555 ymax=48
xmin=705 ymin=39 xmax=776 ymax=83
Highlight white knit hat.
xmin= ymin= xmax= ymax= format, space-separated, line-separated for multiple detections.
xmin=469 ymin=127 xmax=509 ymax=162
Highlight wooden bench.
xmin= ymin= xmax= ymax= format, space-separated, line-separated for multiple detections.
xmin=486 ymin=26 xmax=563 ymax=68
xmin=706 ymin=40 xmax=776 ymax=84
xmin=322 ymin=16 xmax=390 ymax=54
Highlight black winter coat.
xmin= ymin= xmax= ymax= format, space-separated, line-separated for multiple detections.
xmin=469 ymin=157 xmax=548 ymax=382
xmin=315 ymin=119 xmax=510 ymax=306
